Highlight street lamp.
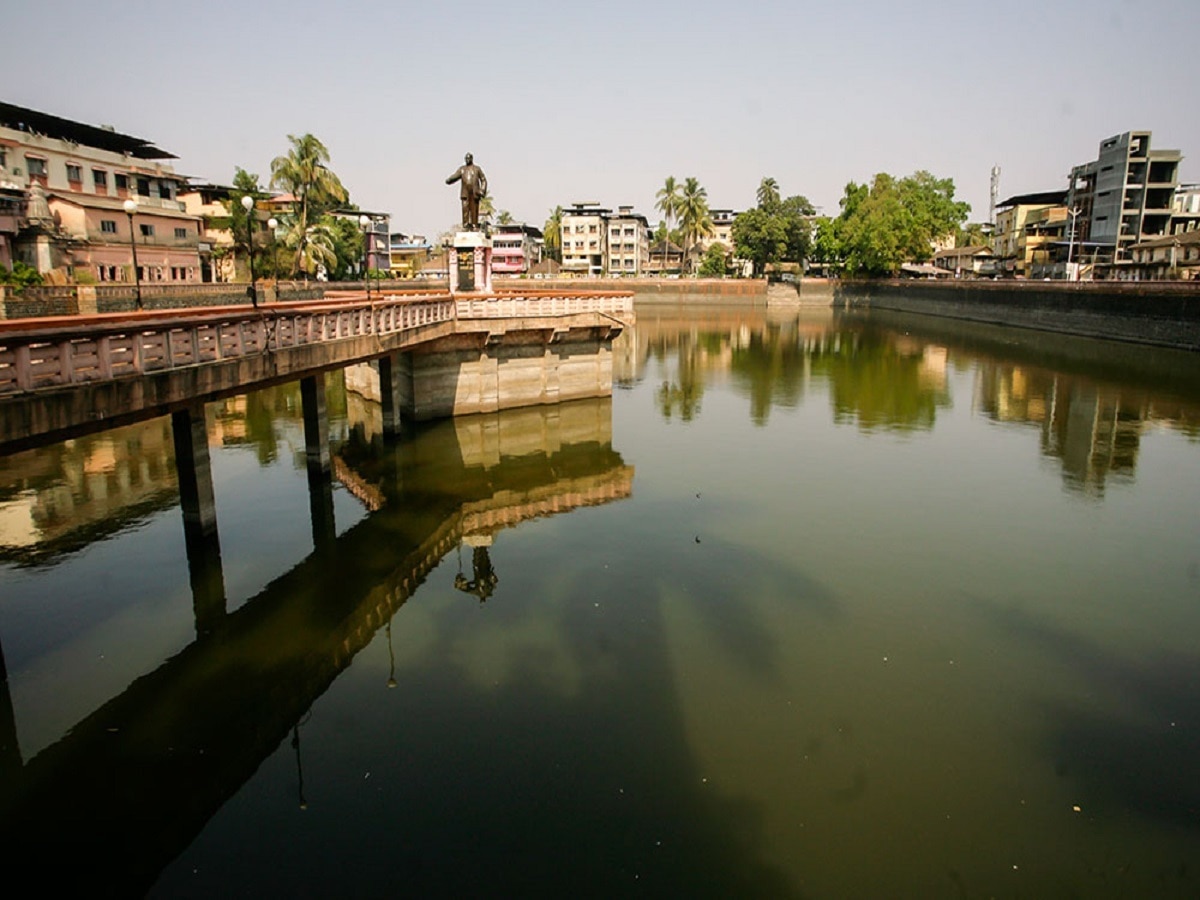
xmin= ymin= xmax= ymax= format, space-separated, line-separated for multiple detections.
xmin=241 ymin=194 xmax=257 ymax=307
xmin=1066 ymin=206 xmax=1081 ymax=282
xmin=122 ymin=198 xmax=143 ymax=310
xmin=359 ymin=214 xmax=372 ymax=299
xmin=267 ymin=217 xmax=279 ymax=286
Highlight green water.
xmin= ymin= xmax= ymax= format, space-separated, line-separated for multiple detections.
xmin=1 ymin=304 xmax=1198 ymax=897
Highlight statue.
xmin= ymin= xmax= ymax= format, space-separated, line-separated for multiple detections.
xmin=445 ymin=153 xmax=487 ymax=231
xmin=25 ymin=183 xmax=53 ymax=227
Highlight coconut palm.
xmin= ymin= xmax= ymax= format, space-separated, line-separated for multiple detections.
xmin=270 ymin=133 xmax=348 ymax=273
xmin=678 ymin=177 xmax=714 ymax=274
xmin=757 ymin=176 xmax=781 ymax=209
xmin=289 ymin=223 xmax=338 ymax=283
xmin=543 ymin=206 xmax=563 ymax=262
xmin=655 ymin=176 xmax=682 ymax=270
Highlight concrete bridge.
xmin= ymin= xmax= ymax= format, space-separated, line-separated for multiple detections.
xmin=0 ymin=287 xmax=633 ymax=454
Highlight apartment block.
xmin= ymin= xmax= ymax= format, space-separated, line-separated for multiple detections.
xmin=605 ymin=206 xmax=649 ymax=276
xmin=561 ymin=203 xmax=610 ymax=275
xmin=992 ymin=191 xmax=1068 ymax=277
xmin=1068 ymin=131 xmax=1182 ymax=271
xmin=491 ymin=223 xmax=543 ymax=275
xmin=0 ymin=101 xmax=202 ymax=283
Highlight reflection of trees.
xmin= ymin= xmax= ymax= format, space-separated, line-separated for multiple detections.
xmin=730 ymin=326 xmax=809 ymax=425
xmin=210 ymin=372 xmax=349 ymax=466
xmin=654 ymin=331 xmax=710 ymax=422
xmin=816 ymin=332 xmax=950 ymax=433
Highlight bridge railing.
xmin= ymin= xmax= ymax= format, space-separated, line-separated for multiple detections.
xmin=456 ymin=291 xmax=634 ymax=319
xmin=0 ymin=296 xmax=454 ymax=396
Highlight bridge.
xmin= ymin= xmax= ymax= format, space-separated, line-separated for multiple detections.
xmin=0 ymin=287 xmax=634 ymax=454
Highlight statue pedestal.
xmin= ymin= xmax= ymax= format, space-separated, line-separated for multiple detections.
xmin=449 ymin=232 xmax=492 ymax=293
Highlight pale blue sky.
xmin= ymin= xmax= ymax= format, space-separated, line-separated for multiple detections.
xmin=4 ymin=0 xmax=1197 ymax=236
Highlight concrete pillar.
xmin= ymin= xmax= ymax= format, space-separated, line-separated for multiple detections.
xmin=172 ymin=404 xmax=227 ymax=635
xmin=301 ymin=373 xmax=336 ymax=551
xmin=378 ymin=353 xmax=404 ymax=440
xmin=0 ymin=639 xmax=21 ymax=773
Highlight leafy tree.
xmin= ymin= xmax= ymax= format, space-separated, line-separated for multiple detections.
xmin=228 ymin=167 xmax=264 ymax=280
xmin=956 ymin=222 xmax=991 ymax=248
xmin=496 ymin=209 xmax=514 ymax=225
xmin=289 ymin=223 xmax=338 ymax=281
xmin=319 ymin=214 xmax=368 ymax=280
xmin=834 ymin=171 xmax=970 ymax=276
xmin=732 ymin=206 xmax=788 ymax=277
xmin=0 ymin=260 xmax=43 ymax=289
xmin=543 ymin=206 xmax=563 ymax=262
xmin=698 ymin=244 xmax=728 ymax=277
xmin=678 ymin=177 xmax=713 ymax=273
xmin=270 ymin=134 xmax=348 ymax=274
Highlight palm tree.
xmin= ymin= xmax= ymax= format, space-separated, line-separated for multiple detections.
xmin=655 ymin=176 xmax=682 ymax=271
xmin=678 ymin=177 xmax=714 ymax=275
xmin=288 ymin=223 xmax=338 ymax=283
xmin=496 ymin=209 xmax=514 ymax=226
xmin=270 ymin=134 xmax=348 ymax=274
xmin=543 ymin=206 xmax=563 ymax=262
xmin=757 ymin=176 xmax=780 ymax=209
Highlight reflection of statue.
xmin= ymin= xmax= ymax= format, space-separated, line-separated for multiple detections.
xmin=445 ymin=153 xmax=487 ymax=230
xmin=25 ymin=183 xmax=53 ymax=227
xmin=454 ymin=544 xmax=498 ymax=602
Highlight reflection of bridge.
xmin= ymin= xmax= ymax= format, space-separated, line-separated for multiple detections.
xmin=0 ymin=402 xmax=633 ymax=896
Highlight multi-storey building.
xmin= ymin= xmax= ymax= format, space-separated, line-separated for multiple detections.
xmin=0 ymin=101 xmax=202 ymax=283
xmin=560 ymin=203 xmax=610 ymax=275
xmin=491 ymin=223 xmax=543 ymax=275
xmin=1067 ymin=131 xmax=1182 ymax=274
xmin=703 ymin=209 xmax=737 ymax=252
xmin=992 ymin=191 xmax=1068 ymax=278
xmin=389 ymin=232 xmax=433 ymax=277
xmin=605 ymin=206 xmax=649 ymax=276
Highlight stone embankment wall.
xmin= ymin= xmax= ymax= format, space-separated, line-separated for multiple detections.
xmin=836 ymin=280 xmax=1200 ymax=351
xmin=517 ymin=278 xmax=768 ymax=297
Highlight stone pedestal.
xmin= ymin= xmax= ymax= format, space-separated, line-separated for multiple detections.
xmin=449 ymin=231 xmax=493 ymax=294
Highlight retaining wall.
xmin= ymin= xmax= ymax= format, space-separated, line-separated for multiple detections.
xmin=835 ymin=280 xmax=1200 ymax=351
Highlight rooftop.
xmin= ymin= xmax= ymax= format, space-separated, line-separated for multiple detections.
xmin=0 ymin=101 xmax=176 ymax=160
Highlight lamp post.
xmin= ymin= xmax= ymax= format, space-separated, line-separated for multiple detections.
xmin=1066 ymin=206 xmax=1081 ymax=282
xmin=122 ymin=198 xmax=143 ymax=310
xmin=241 ymin=194 xmax=257 ymax=307
xmin=267 ymin=217 xmax=279 ymax=286
xmin=359 ymin=214 xmax=372 ymax=299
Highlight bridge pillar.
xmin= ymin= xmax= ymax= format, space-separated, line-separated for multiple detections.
xmin=171 ymin=404 xmax=227 ymax=635
xmin=301 ymin=374 xmax=337 ymax=551
xmin=378 ymin=353 xmax=405 ymax=440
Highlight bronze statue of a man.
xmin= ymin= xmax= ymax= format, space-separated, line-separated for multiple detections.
xmin=446 ymin=153 xmax=487 ymax=230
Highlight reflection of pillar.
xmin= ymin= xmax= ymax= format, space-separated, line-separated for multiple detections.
xmin=301 ymin=374 xmax=336 ymax=550
xmin=378 ymin=354 xmax=403 ymax=441
xmin=0 ymin=639 xmax=22 ymax=773
xmin=172 ymin=404 xmax=227 ymax=635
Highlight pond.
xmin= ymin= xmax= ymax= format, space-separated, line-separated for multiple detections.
xmin=2 ymin=301 xmax=1199 ymax=897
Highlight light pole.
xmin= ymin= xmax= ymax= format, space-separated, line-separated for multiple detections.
xmin=1066 ymin=206 xmax=1081 ymax=282
xmin=122 ymin=198 xmax=143 ymax=310
xmin=267 ymin=217 xmax=279 ymax=286
xmin=359 ymin=214 xmax=372 ymax=299
xmin=241 ymin=194 xmax=257 ymax=307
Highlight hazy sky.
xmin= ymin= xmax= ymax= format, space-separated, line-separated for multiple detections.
xmin=4 ymin=0 xmax=1198 ymax=236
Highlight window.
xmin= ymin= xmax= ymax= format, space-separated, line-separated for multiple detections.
xmin=174 ymin=227 xmax=188 ymax=239
xmin=25 ymin=156 xmax=47 ymax=177
xmin=115 ymin=174 xmax=128 ymax=191
xmin=100 ymin=219 xmax=117 ymax=234
xmin=140 ymin=224 xmax=155 ymax=237
xmin=93 ymin=169 xmax=108 ymax=190
xmin=66 ymin=164 xmax=82 ymax=182
xmin=161 ymin=182 xmax=174 ymax=200
xmin=137 ymin=178 xmax=150 ymax=196
xmin=0 ymin=148 xmax=6 ymax=169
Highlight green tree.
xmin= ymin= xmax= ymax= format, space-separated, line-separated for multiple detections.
xmin=270 ymin=134 xmax=348 ymax=274
xmin=698 ymin=243 xmax=728 ymax=277
xmin=543 ymin=206 xmax=563 ymax=262
xmin=229 ymin=167 xmax=263 ymax=280
xmin=834 ymin=171 xmax=970 ymax=276
xmin=289 ymin=222 xmax=338 ymax=281
xmin=732 ymin=206 xmax=788 ymax=277
xmin=678 ymin=176 xmax=713 ymax=274
xmin=496 ymin=209 xmax=514 ymax=225
xmin=956 ymin=222 xmax=991 ymax=248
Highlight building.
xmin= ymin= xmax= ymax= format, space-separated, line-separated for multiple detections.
xmin=1170 ymin=183 xmax=1200 ymax=235
xmin=605 ymin=207 xmax=649 ymax=276
xmin=0 ymin=101 xmax=202 ymax=283
xmin=560 ymin=203 xmax=610 ymax=275
xmin=703 ymin=209 xmax=737 ymax=253
xmin=491 ymin=223 xmax=543 ymax=275
xmin=1128 ymin=229 xmax=1200 ymax=280
xmin=330 ymin=209 xmax=391 ymax=274
xmin=992 ymin=191 xmax=1068 ymax=278
xmin=389 ymin=232 xmax=433 ymax=277
xmin=1067 ymin=131 xmax=1182 ymax=276
xmin=932 ymin=245 xmax=996 ymax=277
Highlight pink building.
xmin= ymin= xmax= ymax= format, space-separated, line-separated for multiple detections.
xmin=490 ymin=223 xmax=543 ymax=275
xmin=0 ymin=101 xmax=202 ymax=283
